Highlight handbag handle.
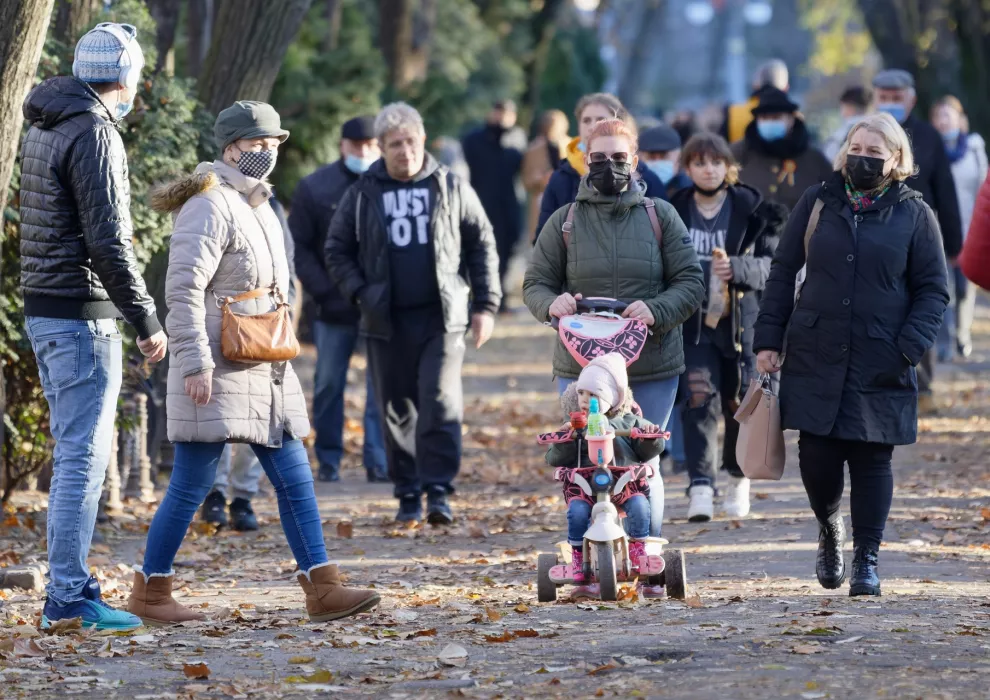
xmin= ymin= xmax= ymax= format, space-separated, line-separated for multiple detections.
xmin=214 ymin=286 xmax=281 ymax=309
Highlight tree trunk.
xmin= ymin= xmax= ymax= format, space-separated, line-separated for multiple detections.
xmin=145 ymin=0 xmax=181 ymax=74
xmin=197 ymin=0 xmax=314 ymax=115
xmin=0 ymin=0 xmax=55 ymax=207
xmin=323 ymin=0 xmax=342 ymax=52
xmin=53 ymin=0 xmax=101 ymax=43
xmin=0 ymin=0 xmax=54 ymax=496
xmin=186 ymin=0 xmax=214 ymax=79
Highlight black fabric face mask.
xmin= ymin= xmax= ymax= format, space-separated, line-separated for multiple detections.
xmin=694 ymin=181 xmax=726 ymax=197
xmin=846 ymin=154 xmax=888 ymax=190
xmin=588 ymin=160 xmax=632 ymax=195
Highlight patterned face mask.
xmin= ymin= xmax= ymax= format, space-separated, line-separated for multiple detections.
xmin=236 ymin=148 xmax=277 ymax=180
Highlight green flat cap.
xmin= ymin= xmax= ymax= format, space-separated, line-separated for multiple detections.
xmin=214 ymin=100 xmax=289 ymax=151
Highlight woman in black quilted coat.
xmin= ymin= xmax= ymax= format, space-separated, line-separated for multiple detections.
xmin=753 ymin=113 xmax=949 ymax=598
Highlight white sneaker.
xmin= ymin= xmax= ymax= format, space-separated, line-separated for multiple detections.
xmin=687 ymin=484 xmax=714 ymax=522
xmin=722 ymin=475 xmax=751 ymax=518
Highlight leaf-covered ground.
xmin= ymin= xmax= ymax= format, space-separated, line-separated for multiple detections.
xmin=2 ymin=303 xmax=989 ymax=699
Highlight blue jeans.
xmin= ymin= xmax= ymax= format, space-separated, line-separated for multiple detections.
xmin=142 ymin=436 xmax=329 ymax=575
xmin=559 ymin=375 xmax=677 ymax=537
xmin=26 ymin=317 xmax=122 ymax=605
xmin=566 ymin=494 xmax=650 ymax=545
xmin=666 ymin=383 xmax=686 ymax=462
xmin=312 ymin=321 xmax=386 ymax=476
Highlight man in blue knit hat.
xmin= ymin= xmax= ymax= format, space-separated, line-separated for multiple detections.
xmin=18 ymin=23 xmax=166 ymax=631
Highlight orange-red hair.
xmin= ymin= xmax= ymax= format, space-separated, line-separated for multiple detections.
xmin=586 ymin=119 xmax=639 ymax=154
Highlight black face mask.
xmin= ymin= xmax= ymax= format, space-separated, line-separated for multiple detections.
xmin=846 ymin=155 xmax=888 ymax=190
xmin=588 ymin=160 xmax=632 ymax=196
xmin=694 ymin=181 xmax=726 ymax=197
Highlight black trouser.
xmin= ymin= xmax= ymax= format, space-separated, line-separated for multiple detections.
xmin=680 ymin=341 xmax=745 ymax=489
xmin=366 ymin=313 xmax=465 ymax=498
xmin=495 ymin=229 xmax=519 ymax=310
xmin=797 ymin=432 xmax=894 ymax=551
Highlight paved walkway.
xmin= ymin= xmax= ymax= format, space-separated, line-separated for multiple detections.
xmin=1 ymin=303 xmax=988 ymax=698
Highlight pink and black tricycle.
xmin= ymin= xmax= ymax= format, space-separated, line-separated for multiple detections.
xmin=536 ymin=414 xmax=688 ymax=602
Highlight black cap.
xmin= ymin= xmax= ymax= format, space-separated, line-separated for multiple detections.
xmin=341 ymin=115 xmax=376 ymax=141
xmin=639 ymin=124 xmax=681 ymax=152
xmin=751 ymin=87 xmax=800 ymax=116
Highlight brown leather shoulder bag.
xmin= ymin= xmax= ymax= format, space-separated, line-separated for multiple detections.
xmin=218 ymin=286 xmax=299 ymax=363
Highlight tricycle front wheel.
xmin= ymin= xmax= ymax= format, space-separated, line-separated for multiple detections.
xmin=596 ymin=542 xmax=618 ymax=601
xmin=664 ymin=548 xmax=688 ymax=599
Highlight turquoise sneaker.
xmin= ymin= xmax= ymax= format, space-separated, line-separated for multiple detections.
xmin=40 ymin=576 xmax=142 ymax=631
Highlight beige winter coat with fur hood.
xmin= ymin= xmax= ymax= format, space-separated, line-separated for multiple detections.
xmin=155 ymin=160 xmax=310 ymax=446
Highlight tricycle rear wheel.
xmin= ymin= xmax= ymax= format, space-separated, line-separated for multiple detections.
xmin=664 ymin=548 xmax=687 ymax=599
xmin=537 ymin=553 xmax=558 ymax=602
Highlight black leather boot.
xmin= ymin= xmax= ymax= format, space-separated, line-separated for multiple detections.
xmin=816 ymin=516 xmax=846 ymax=589
xmin=849 ymin=546 xmax=881 ymax=597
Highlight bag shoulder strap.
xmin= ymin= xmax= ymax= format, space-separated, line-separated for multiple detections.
xmin=642 ymin=198 xmax=663 ymax=247
xmin=562 ymin=202 xmax=576 ymax=247
xmin=804 ymin=196 xmax=825 ymax=260
xmin=220 ymin=287 xmax=272 ymax=306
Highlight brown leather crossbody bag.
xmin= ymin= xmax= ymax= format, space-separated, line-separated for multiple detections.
xmin=218 ymin=286 xmax=299 ymax=363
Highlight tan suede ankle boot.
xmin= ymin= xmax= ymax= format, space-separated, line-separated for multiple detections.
xmin=297 ymin=564 xmax=380 ymax=622
xmin=127 ymin=571 xmax=206 ymax=626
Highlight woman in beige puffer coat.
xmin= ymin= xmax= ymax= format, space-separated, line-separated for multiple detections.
xmin=127 ymin=101 xmax=379 ymax=626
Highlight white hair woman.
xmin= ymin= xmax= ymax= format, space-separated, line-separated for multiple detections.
xmin=754 ymin=113 xmax=949 ymax=597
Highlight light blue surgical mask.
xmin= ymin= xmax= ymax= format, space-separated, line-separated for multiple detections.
xmin=756 ymin=120 xmax=788 ymax=142
xmin=942 ymin=128 xmax=961 ymax=144
xmin=344 ymin=154 xmax=376 ymax=174
xmin=878 ymin=103 xmax=907 ymax=123
xmin=645 ymin=159 xmax=676 ymax=184
xmin=577 ymin=141 xmax=587 ymax=154
xmin=114 ymin=97 xmax=134 ymax=121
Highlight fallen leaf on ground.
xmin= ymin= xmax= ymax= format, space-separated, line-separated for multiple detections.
xmin=792 ymin=645 xmax=822 ymax=655
xmin=515 ymin=604 xmax=530 ymax=613
xmin=183 ymin=662 xmax=211 ymax=679
xmin=0 ymin=636 xmax=46 ymax=657
xmin=336 ymin=521 xmax=353 ymax=539
xmin=438 ymin=643 xmax=469 ymax=667
xmin=588 ymin=662 xmax=615 ymax=676
xmin=406 ymin=629 xmax=437 ymax=639
xmin=44 ymin=616 xmax=83 ymax=636
xmin=286 ymin=669 xmax=333 ymax=683
xmin=485 ymin=606 xmax=502 ymax=621
xmin=289 ymin=655 xmax=316 ymax=664
xmin=684 ymin=594 xmax=704 ymax=608
xmin=484 ymin=630 xmax=514 ymax=643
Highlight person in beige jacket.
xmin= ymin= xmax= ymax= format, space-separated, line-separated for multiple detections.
xmin=127 ymin=101 xmax=379 ymax=625
xmin=522 ymin=109 xmax=569 ymax=241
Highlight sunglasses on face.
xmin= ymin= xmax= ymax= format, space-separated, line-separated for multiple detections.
xmin=589 ymin=151 xmax=630 ymax=164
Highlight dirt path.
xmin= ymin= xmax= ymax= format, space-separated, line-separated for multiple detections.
xmin=2 ymin=303 xmax=989 ymax=699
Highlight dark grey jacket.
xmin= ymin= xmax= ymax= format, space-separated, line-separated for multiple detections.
xmin=288 ymin=159 xmax=361 ymax=324
xmin=324 ymin=155 xmax=501 ymax=340
xmin=19 ymin=76 xmax=160 ymax=339
xmin=754 ymin=172 xmax=949 ymax=445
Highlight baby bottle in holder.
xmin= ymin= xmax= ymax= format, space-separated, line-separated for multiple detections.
xmin=585 ymin=397 xmax=615 ymax=466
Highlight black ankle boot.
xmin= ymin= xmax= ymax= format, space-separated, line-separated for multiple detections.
xmin=816 ymin=516 xmax=846 ymax=589
xmin=849 ymin=546 xmax=881 ymax=597
xmin=229 ymin=498 xmax=259 ymax=532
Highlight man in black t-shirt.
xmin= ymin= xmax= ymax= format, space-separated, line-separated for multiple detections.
xmin=326 ymin=103 xmax=502 ymax=525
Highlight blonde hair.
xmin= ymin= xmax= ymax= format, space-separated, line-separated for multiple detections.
xmin=574 ymin=93 xmax=627 ymax=124
xmin=586 ymin=119 xmax=639 ymax=155
xmin=833 ymin=112 xmax=918 ymax=181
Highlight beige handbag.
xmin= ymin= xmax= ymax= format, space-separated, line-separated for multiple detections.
xmin=733 ymin=374 xmax=785 ymax=480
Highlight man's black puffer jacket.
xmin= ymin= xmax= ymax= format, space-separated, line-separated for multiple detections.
xmin=19 ymin=76 xmax=161 ymax=339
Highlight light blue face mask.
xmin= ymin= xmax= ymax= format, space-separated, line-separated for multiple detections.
xmin=344 ymin=154 xmax=376 ymax=174
xmin=878 ymin=103 xmax=907 ymax=123
xmin=942 ymin=128 xmax=961 ymax=144
xmin=577 ymin=141 xmax=587 ymax=154
xmin=756 ymin=120 xmax=788 ymax=142
xmin=645 ymin=159 xmax=676 ymax=184
xmin=114 ymin=97 xmax=134 ymax=121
